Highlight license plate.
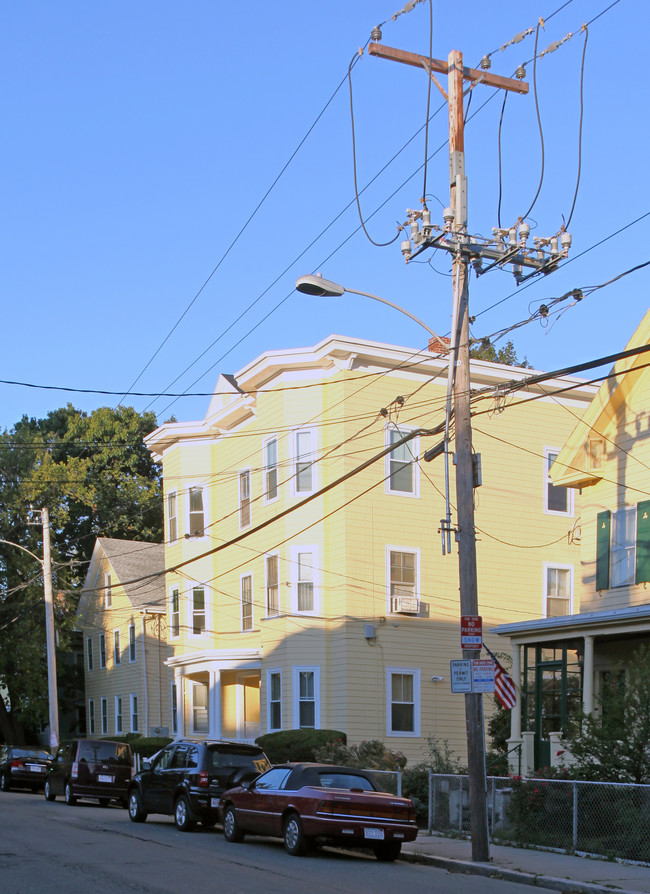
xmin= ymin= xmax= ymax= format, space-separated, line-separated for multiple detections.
xmin=29 ymin=765 xmax=44 ymax=773
xmin=98 ymin=774 xmax=114 ymax=783
xmin=210 ymin=797 xmax=219 ymax=808
xmin=364 ymin=828 xmax=385 ymax=840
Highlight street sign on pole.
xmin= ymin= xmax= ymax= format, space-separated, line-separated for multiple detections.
xmin=461 ymin=615 xmax=482 ymax=649
xmin=471 ymin=659 xmax=495 ymax=693
xmin=450 ymin=659 xmax=473 ymax=692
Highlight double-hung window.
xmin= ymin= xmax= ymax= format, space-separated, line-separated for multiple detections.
xmin=86 ymin=637 xmax=94 ymax=672
xmin=104 ymin=573 xmax=112 ymax=608
xmin=293 ymin=667 xmax=319 ymax=729
xmin=129 ymin=624 xmax=136 ymax=662
xmin=544 ymin=448 xmax=572 ymax=515
xmin=239 ymin=470 xmax=251 ymax=529
xmin=266 ymin=554 xmax=279 ymax=616
xmin=99 ymin=633 xmax=107 ymax=669
xmin=241 ymin=574 xmax=253 ymax=631
xmin=291 ymin=546 xmax=317 ymax=613
xmin=115 ymin=696 xmax=123 ymax=734
xmin=597 ymin=503 xmax=650 ymax=589
xmin=113 ymin=629 xmax=121 ymax=666
xmin=544 ymin=564 xmax=573 ymax=617
xmin=101 ymin=698 xmax=108 ymax=735
xmin=388 ymin=548 xmax=419 ymax=614
xmin=386 ymin=427 xmax=419 ymax=495
xmin=88 ymin=699 xmax=95 ymax=736
xmin=386 ymin=668 xmax=420 ymax=736
xmin=268 ymin=669 xmax=282 ymax=731
xmin=171 ymin=682 xmax=178 ymax=735
xmin=188 ymin=486 xmax=205 ymax=537
xmin=130 ymin=694 xmax=138 ymax=733
xmin=192 ymin=683 xmax=208 ymax=734
xmin=192 ymin=587 xmax=206 ymax=635
xmin=170 ymin=587 xmax=180 ymax=638
xmin=293 ymin=428 xmax=316 ymax=495
xmin=167 ymin=491 xmax=178 ymax=542
xmin=264 ymin=436 xmax=279 ymax=502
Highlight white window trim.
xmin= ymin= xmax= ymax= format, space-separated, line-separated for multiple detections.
xmin=611 ymin=505 xmax=637 ymax=587
xmin=99 ymin=633 xmax=107 ymax=669
xmin=86 ymin=636 xmax=94 ymax=672
xmin=130 ymin=693 xmax=139 ymax=733
xmin=88 ymin=698 xmax=95 ymax=736
xmin=104 ymin=572 xmax=112 ymax=608
xmin=100 ymin=697 xmax=108 ymax=736
xmin=239 ymin=468 xmax=252 ymax=530
xmin=263 ymin=435 xmax=279 ymax=505
xmin=169 ymin=585 xmax=180 ymax=640
xmin=113 ymin=628 xmax=121 ymax=666
xmin=386 ymin=545 xmax=421 ymax=614
xmin=542 ymin=562 xmax=574 ymax=617
xmin=186 ymin=482 xmax=209 ymax=539
xmin=264 ymin=552 xmax=281 ymax=618
xmin=241 ymin=572 xmax=254 ymax=632
xmin=292 ymin=665 xmax=320 ymax=730
xmin=128 ymin=623 xmax=136 ymax=663
xmin=189 ymin=584 xmax=208 ymax=637
xmin=290 ymin=545 xmax=319 ymax=615
xmin=385 ymin=425 xmax=420 ymax=497
xmin=290 ymin=427 xmax=318 ymax=498
xmin=544 ymin=447 xmax=574 ymax=517
xmin=267 ymin=667 xmax=282 ymax=732
xmin=386 ymin=667 xmax=421 ymax=737
xmin=167 ymin=490 xmax=178 ymax=542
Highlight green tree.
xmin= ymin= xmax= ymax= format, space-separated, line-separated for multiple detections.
xmin=0 ymin=405 xmax=162 ymax=743
xmin=470 ymin=339 xmax=531 ymax=368
xmin=562 ymin=646 xmax=650 ymax=783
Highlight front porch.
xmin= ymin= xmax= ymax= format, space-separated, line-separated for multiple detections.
xmin=169 ymin=648 xmax=262 ymax=743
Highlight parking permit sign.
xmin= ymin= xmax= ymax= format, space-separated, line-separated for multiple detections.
xmin=471 ymin=659 xmax=495 ymax=693
xmin=450 ymin=660 xmax=473 ymax=693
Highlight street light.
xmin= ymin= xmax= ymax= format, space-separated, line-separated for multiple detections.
xmin=295 ymin=274 xmax=449 ymax=353
xmin=0 ymin=507 xmax=59 ymax=750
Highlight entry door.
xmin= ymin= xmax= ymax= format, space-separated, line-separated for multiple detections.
xmin=534 ymin=660 xmax=563 ymax=770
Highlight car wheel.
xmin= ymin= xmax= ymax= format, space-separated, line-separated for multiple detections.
xmin=222 ymin=805 xmax=245 ymax=842
xmin=1 ymin=773 xmax=10 ymax=792
xmin=44 ymin=779 xmax=56 ymax=801
xmin=374 ymin=841 xmax=402 ymax=862
xmin=128 ymin=789 xmax=147 ymax=823
xmin=174 ymin=794 xmax=197 ymax=832
xmin=283 ymin=812 xmax=308 ymax=856
xmin=64 ymin=782 xmax=77 ymax=806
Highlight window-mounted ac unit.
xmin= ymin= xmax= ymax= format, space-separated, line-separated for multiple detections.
xmin=391 ymin=595 xmax=420 ymax=615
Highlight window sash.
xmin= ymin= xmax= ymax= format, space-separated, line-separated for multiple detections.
xmin=104 ymin=573 xmax=112 ymax=608
xmin=115 ymin=697 xmax=123 ymax=734
xmin=193 ymin=683 xmax=209 ymax=734
xmin=192 ymin=588 xmax=206 ymax=635
xmin=546 ymin=567 xmax=571 ymax=617
xmin=88 ymin=700 xmax=95 ymax=736
xmin=388 ymin=430 xmax=414 ymax=493
xmin=239 ymin=471 xmax=251 ymax=528
xmin=241 ymin=575 xmax=253 ymax=631
xmin=130 ymin=695 xmax=138 ymax=733
xmin=266 ymin=556 xmax=279 ymax=615
xmin=99 ymin=634 xmax=106 ymax=669
xmin=168 ymin=492 xmax=178 ymax=541
xmin=87 ymin=637 xmax=94 ymax=671
xmin=390 ymin=672 xmax=415 ymax=733
xmin=611 ymin=507 xmax=636 ymax=587
xmin=170 ymin=588 xmax=180 ymax=638
xmin=101 ymin=699 xmax=108 ymax=735
xmin=296 ymin=552 xmax=314 ymax=612
xmin=189 ymin=487 xmax=205 ymax=537
xmin=113 ymin=630 xmax=121 ymax=665
xmin=129 ymin=625 xmax=136 ymax=662
xmin=390 ymin=551 xmax=416 ymax=596
xmin=546 ymin=451 xmax=569 ymax=513
xmin=265 ymin=438 xmax=278 ymax=501
xmin=298 ymin=671 xmax=315 ymax=729
xmin=295 ymin=430 xmax=313 ymax=493
xmin=269 ymin=672 xmax=281 ymax=730
xmin=171 ymin=683 xmax=178 ymax=735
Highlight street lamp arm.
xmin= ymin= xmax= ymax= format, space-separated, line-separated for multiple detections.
xmin=344 ymin=287 xmax=445 ymax=346
xmin=0 ymin=538 xmax=43 ymax=568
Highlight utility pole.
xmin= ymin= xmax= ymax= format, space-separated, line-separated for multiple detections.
xmin=40 ymin=507 xmax=60 ymax=751
xmin=368 ymin=36 xmax=564 ymax=862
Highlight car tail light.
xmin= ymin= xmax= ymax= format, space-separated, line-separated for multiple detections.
xmin=72 ymin=761 xmax=79 ymax=779
xmin=11 ymin=760 xmax=24 ymax=769
xmin=198 ymin=770 xmax=209 ymax=788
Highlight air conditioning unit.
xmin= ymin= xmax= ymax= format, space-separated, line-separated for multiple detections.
xmin=391 ymin=595 xmax=420 ymax=615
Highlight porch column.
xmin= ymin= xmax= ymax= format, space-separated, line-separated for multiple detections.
xmin=510 ymin=644 xmax=522 ymax=738
xmin=174 ymin=669 xmax=184 ymax=737
xmin=209 ymin=669 xmax=222 ymax=739
xmin=582 ymin=635 xmax=594 ymax=715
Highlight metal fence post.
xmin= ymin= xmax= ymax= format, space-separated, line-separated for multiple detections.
xmin=429 ymin=770 xmax=434 ymax=835
xmin=572 ymin=781 xmax=578 ymax=852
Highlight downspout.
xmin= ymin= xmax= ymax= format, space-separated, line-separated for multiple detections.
xmin=140 ymin=611 xmax=149 ymax=736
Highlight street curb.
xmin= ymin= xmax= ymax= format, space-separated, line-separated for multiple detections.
xmin=400 ymin=851 xmax=642 ymax=894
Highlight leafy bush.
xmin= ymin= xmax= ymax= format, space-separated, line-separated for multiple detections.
xmin=255 ymin=729 xmax=346 ymax=763
xmin=313 ymin=738 xmax=406 ymax=771
xmin=110 ymin=735 xmax=173 ymax=759
xmin=401 ymin=738 xmax=465 ymax=827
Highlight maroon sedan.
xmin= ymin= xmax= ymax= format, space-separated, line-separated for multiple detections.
xmin=218 ymin=762 xmax=418 ymax=861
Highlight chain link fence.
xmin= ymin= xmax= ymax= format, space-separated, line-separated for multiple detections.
xmin=427 ymin=773 xmax=650 ymax=863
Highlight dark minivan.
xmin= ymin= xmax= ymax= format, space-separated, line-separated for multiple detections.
xmin=44 ymin=739 xmax=133 ymax=807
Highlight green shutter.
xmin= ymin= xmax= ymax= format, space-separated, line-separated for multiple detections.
xmin=596 ymin=510 xmax=611 ymax=590
xmin=636 ymin=501 xmax=650 ymax=583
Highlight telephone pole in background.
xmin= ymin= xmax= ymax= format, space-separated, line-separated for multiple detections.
xmin=368 ymin=37 xmax=569 ymax=862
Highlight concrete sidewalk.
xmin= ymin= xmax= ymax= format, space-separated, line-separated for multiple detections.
xmin=401 ymin=834 xmax=650 ymax=893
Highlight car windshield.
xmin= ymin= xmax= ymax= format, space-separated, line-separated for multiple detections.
xmin=208 ymin=749 xmax=269 ymax=775
xmin=10 ymin=748 xmax=50 ymax=760
xmin=77 ymin=741 xmax=131 ymax=765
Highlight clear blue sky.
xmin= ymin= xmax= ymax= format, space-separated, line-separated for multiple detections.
xmin=1 ymin=0 xmax=647 ymax=431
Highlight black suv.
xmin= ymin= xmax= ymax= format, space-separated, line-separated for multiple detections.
xmin=127 ymin=739 xmax=270 ymax=831
xmin=44 ymin=739 xmax=133 ymax=807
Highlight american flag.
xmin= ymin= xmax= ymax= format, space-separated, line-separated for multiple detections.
xmin=484 ymin=645 xmax=517 ymax=710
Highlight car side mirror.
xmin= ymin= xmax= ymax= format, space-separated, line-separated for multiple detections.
xmin=241 ymin=780 xmax=252 ymax=791
xmin=142 ymin=759 xmax=152 ymax=771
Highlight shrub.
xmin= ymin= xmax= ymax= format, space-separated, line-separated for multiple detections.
xmin=313 ymin=738 xmax=406 ymax=771
xmin=255 ymin=729 xmax=346 ymax=763
xmin=110 ymin=735 xmax=173 ymax=759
